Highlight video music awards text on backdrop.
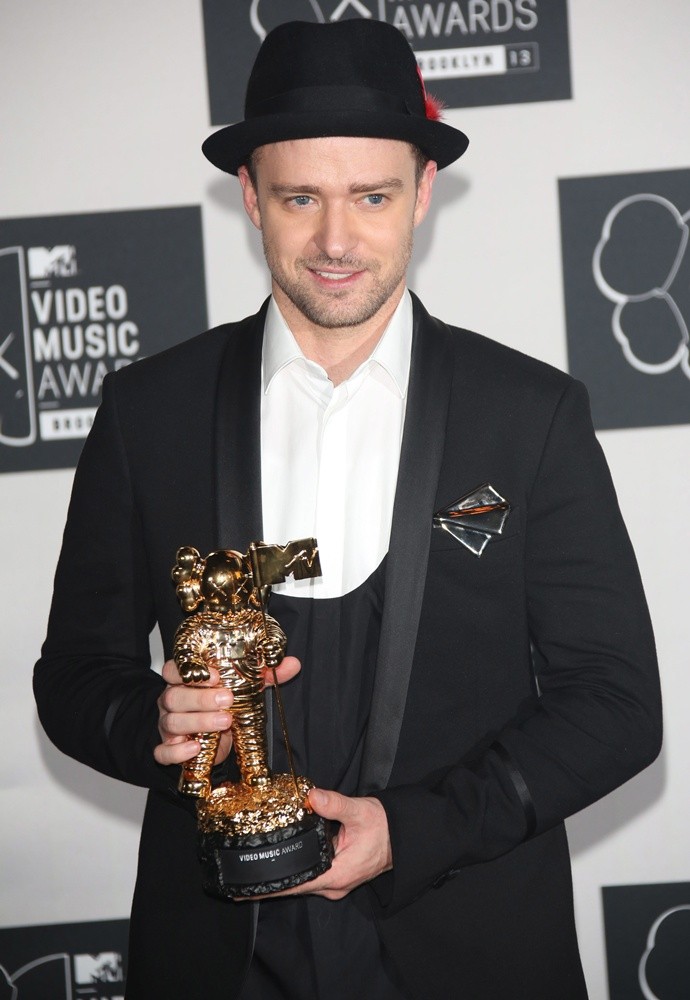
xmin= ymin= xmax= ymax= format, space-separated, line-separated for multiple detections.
xmin=0 ymin=207 xmax=207 ymax=474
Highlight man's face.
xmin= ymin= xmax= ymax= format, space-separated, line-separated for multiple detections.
xmin=238 ymin=137 xmax=435 ymax=333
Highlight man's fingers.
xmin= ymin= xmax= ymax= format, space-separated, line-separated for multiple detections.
xmin=153 ymin=737 xmax=200 ymax=766
xmin=154 ymin=727 xmax=234 ymax=767
xmin=159 ymin=683 xmax=233 ymax=714
xmin=160 ymin=709 xmax=232 ymax=738
xmin=161 ymin=658 xmax=179 ymax=684
xmin=265 ymin=655 xmax=301 ymax=686
xmin=157 ymin=677 xmax=233 ymax=744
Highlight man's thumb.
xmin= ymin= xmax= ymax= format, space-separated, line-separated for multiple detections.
xmin=308 ymin=787 xmax=346 ymax=819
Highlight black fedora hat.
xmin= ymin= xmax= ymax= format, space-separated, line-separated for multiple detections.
xmin=202 ymin=19 xmax=469 ymax=175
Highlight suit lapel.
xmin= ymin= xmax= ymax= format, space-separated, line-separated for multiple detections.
xmin=214 ymin=302 xmax=268 ymax=550
xmin=359 ymin=294 xmax=454 ymax=794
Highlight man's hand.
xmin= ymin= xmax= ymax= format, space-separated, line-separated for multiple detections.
xmin=261 ymin=789 xmax=393 ymax=901
xmin=153 ymin=656 xmax=301 ymax=767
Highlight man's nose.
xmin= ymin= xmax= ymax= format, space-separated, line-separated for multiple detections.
xmin=312 ymin=204 xmax=357 ymax=261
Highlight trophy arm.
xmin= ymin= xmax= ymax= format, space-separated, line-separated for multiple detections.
xmin=258 ymin=614 xmax=287 ymax=670
xmin=175 ymin=651 xmax=211 ymax=685
xmin=173 ymin=617 xmax=212 ymax=685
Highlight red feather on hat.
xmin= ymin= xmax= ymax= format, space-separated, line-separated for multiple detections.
xmin=416 ymin=66 xmax=445 ymax=121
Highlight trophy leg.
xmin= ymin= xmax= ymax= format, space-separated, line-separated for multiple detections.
xmin=231 ymin=690 xmax=270 ymax=788
xmin=178 ymin=730 xmax=219 ymax=797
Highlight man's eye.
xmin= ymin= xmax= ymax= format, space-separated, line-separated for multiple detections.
xmin=291 ymin=195 xmax=312 ymax=206
xmin=364 ymin=194 xmax=385 ymax=206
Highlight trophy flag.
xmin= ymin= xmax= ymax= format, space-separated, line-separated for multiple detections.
xmin=249 ymin=538 xmax=322 ymax=590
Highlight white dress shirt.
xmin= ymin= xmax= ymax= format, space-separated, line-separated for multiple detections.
xmin=261 ymin=290 xmax=413 ymax=599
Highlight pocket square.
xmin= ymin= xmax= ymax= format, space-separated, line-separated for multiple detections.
xmin=433 ymin=483 xmax=511 ymax=557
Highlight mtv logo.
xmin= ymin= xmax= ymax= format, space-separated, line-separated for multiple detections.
xmin=73 ymin=952 xmax=123 ymax=984
xmin=27 ymin=245 xmax=77 ymax=278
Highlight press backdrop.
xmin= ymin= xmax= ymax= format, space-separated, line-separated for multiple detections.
xmin=1 ymin=2 xmax=688 ymax=997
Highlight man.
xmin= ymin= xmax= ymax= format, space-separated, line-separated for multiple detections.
xmin=34 ymin=18 xmax=661 ymax=1000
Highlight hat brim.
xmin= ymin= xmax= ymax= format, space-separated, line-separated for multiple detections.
xmin=202 ymin=110 xmax=469 ymax=175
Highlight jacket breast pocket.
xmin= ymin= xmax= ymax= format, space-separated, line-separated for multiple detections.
xmin=429 ymin=514 xmax=521 ymax=556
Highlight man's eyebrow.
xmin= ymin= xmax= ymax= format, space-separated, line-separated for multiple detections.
xmin=267 ymin=178 xmax=405 ymax=196
xmin=349 ymin=177 xmax=405 ymax=193
xmin=268 ymin=184 xmax=320 ymax=195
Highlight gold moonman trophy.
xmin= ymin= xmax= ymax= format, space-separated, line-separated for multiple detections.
xmin=171 ymin=538 xmax=333 ymax=898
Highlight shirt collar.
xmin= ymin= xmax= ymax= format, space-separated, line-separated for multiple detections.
xmin=262 ymin=290 xmax=413 ymax=398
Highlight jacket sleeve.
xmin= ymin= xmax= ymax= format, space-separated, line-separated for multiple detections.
xmin=33 ymin=376 xmax=177 ymax=794
xmin=372 ymin=379 xmax=662 ymax=912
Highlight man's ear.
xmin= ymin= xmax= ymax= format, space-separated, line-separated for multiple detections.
xmin=238 ymin=165 xmax=262 ymax=230
xmin=413 ymin=159 xmax=437 ymax=228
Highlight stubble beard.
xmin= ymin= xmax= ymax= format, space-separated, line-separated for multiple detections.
xmin=262 ymin=233 xmax=414 ymax=330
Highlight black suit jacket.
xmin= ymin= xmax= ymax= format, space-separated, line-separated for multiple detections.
xmin=34 ymin=295 xmax=661 ymax=999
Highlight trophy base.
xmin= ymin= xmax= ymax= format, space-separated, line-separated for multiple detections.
xmin=196 ymin=774 xmax=334 ymax=898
